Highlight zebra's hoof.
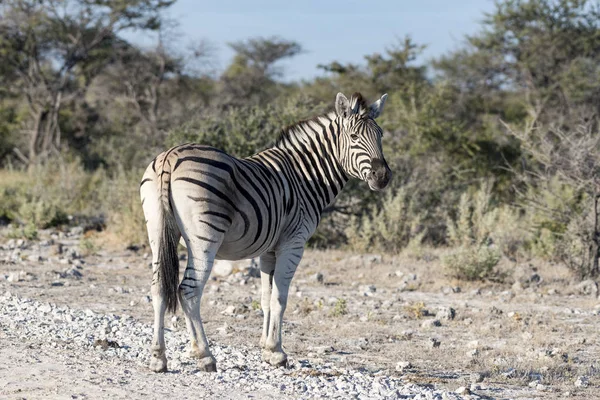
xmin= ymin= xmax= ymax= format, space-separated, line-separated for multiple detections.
xmin=149 ymin=355 xmax=168 ymax=372
xmin=262 ymin=350 xmax=288 ymax=367
xmin=197 ymin=356 xmax=217 ymax=372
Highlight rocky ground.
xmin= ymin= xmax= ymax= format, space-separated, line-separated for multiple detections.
xmin=1 ymin=227 xmax=599 ymax=399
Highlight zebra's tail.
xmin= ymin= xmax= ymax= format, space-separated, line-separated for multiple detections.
xmin=157 ymin=154 xmax=180 ymax=313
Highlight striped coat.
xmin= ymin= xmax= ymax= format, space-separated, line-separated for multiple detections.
xmin=140 ymin=92 xmax=391 ymax=372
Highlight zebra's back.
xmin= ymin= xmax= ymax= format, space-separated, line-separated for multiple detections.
xmin=141 ymin=143 xmax=296 ymax=261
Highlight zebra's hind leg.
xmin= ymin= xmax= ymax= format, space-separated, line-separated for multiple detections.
xmin=141 ymin=178 xmax=172 ymax=373
xmin=262 ymin=246 xmax=304 ymax=367
xmin=177 ymin=236 xmax=220 ymax=372
xmin=259 ymin=252 xmax=276 ymax=349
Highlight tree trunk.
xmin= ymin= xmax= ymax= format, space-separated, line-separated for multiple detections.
xmin=590 ymin=194 xmax=600 ymax=278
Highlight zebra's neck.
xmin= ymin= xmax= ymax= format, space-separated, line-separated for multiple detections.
xmin=269 ymin=113 xmax=349 ymax=212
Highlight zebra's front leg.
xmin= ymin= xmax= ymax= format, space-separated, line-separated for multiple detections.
xmin=259 ymin=252 xmax=276 ymax=349
xmin=262 ymin=247 xmax=304 ymax=367
xmin=178 ymin=247 xmax=217 ymax=372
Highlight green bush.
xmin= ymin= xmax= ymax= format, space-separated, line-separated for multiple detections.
xmin=167 ymin=94 xmax=326 ymax=157
xmin=443 ymin=246 xmax=502 ymax=281
xmin=345 ymin=188 xmax=416 ymax=253
xmin=443 ymin=182 xmax=504 ymax=280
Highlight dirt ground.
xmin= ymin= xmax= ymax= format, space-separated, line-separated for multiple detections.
xmin=1 ymin=228 xmax=599 ymax=399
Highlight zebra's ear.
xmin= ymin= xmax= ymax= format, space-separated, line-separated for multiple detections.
xmin=335 ymin=92 xmax=351 ymax=118
xmin=369 ymin=94 xmax=388 ymax=119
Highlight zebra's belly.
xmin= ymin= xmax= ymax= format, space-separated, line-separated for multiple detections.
xmin=214 ymin=212 xmax=280 ymax=261
xmin=216 ymin=236 xmax=277 ymax=260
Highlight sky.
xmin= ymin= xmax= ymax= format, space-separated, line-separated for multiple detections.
xmin=125 ymin=0 xmax=498 ymax=82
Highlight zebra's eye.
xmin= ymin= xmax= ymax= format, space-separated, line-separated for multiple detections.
xmin=350 ymin=134 xmax=359 ymax=141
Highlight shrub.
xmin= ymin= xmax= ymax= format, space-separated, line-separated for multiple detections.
xmin=345 ymin=188 xmax=416 ymax=253
xmin=443 ymin=245 xmax=502 ymax=281
xmin=167 ymin=94 xmax=326 ymax=157
xmin=443 ymin=182 xmax=506 ymax=280
xmin=330 ymin=298 xmax=348 ymax=317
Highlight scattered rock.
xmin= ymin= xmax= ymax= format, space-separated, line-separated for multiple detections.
xmin=309 ymin=345 xmax=333 ymax=355
xmin=213 ymin=260 xmax=234 ymax=277
xmin=27 ymin=254 xmax=43 ymax=262
xmin=69 ymin=226 xmax=84 ymax=236
xmin=7 ymin=270 xmax=35 ymax=282
xmin=466 ymin=349 xmax=479 ymax=357
xmin=37 ymin=304 xmax=52 ymax=314
xmin=64 ymin=268 xmax=83 ymax=279
xmin=395 ymin=361 xmax=412 ymax=371
xmin=455 ymin=386 xmax=470 ymax=395
xmin=221 ymin=304 xmax=248 ymax=316
xmin=359 ymin=285 xmax=377 ymax=296
xmin=470 ymin=373 xmax=484 ymax=383
xmin=399 ymin=330 xmax=414 ymax=340
xmin=421 ymin=319 xmax=441 ymax=328
xmin=574 ymin=376 xmax=589 ymax=388
xmin=311 ymin=272 xmax=324 ymax=284
xmin=93 ymin=338 xmax=120 ymax=350
xmin=575 ymin=280 xmax=598 ymax=297
xmin=436 ymin=306 xmax=456 ymax=320
xmin=490 ymin=306 xmax=503 ymax=315
xmin=222 ymin=305 xmax=237 ymax=315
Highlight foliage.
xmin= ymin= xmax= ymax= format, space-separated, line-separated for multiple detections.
xmin=0 ymin=0 xmax=599 ymax=282
xmin=330 ymin=299 xmax=348 ymax=317
xmin=443 ymin=183 xmax=503 ymax=281
xmin=167 ymin=94 xmax=326 ymax=157
xmin=344 ymin=188 xmax=416 ymax=253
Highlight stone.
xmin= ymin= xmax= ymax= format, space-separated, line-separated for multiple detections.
xmin=359 ymin=285 xmax=377 ymax=296
xmin=466 ymin=349 xmax=479 ymax=357
xmin=222 ymin=305 xmax=237 ymax=315
xmin=27 ymin=254 xmax=43 ymax=262
xmin=311 ymin=346 xmax=333 ymax=355
xmin=455 ymin=386 xmax=470 ymax=395
xmin=311 ymin=272 xmax=324 ymax=283
xmin=395 ymin=361 xmax=412 ymax=371
xmin=428 ymin=338 xmax=441 ymax=348
xmin=421 ymin=319 xmax=441 ymax=328
xmin=38 ymin=304 xmax=52 ymax=313
xmin=470 ymin=373 xmax=484 ymax=383
xmin=213 ymin=260 xmax=234 ymax=277
xmin=64 ymin=268 xmax=83 ymax=279
xmin=436 ymin=307 xmax=456 ymax=320
xmin=574 ymin=376 xmax=589 ymax=388
xmin=575 ymin=280 xmax=598 ymax=297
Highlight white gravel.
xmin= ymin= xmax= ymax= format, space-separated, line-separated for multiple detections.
xmin=0 ymin=291 xmax=465 ymax=399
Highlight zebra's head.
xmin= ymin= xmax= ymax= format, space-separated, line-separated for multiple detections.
xmin=335 ymin=92 xmax=391 ymax=191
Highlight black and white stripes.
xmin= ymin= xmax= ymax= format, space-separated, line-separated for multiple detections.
xmin=139 ymin=92 xmax=391 ymax=373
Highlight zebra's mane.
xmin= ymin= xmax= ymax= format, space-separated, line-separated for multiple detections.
xmin=275 ymin=93 xmax=369 ymax=147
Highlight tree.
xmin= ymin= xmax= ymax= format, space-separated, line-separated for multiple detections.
xmin=435 ymin=0 xmax=600 ymax=125
xmin=506 ymin=118 xmax=600 ymax=278
xmin=219 ymin=36 xmax=302 ymax=106
xmin=0 ymin=0 xmax=174 ymax=164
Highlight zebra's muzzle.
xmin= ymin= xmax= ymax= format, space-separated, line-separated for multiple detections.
xmin=367 ymin=158 xmax=391 ymax=191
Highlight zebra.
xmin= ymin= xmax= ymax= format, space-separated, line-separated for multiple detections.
xmin=139 ymin=92 xmax=391 ymax=373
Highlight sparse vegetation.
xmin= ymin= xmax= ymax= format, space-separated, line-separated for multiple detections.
xmin=0 ymin=0 xmax=599 ymax=285
xmin=330 ymin=298 xmax=348 ymax=317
